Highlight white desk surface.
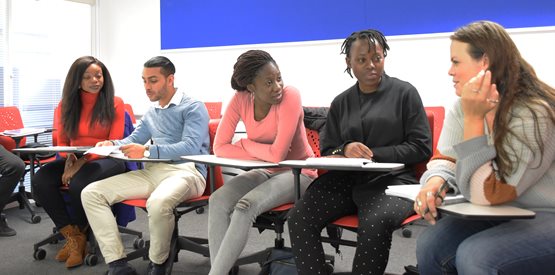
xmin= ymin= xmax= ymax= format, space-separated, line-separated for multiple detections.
xmin=1 ymin=127 xmax=50 ymax=138
xmin=279 ymin=159 xmax=404 ymax=172
xmin=385 ymin=185 xmax=535 ymax=220
xmin=13 ymin=146 xmax=90 ymax=154
xmin=438 ymin=202 xmax=536 ymax=220
xmin=109 ymin=154 xmax=172 ymax=163
xmin=181 ymin=154 xmax=278 ymax=169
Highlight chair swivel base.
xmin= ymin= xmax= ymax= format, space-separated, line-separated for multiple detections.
xmin=10 ymin=185 xmax=41 ymax=224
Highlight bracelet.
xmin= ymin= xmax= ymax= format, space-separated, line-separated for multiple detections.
xmin=109 ymin=140 xmax=115 ymax=145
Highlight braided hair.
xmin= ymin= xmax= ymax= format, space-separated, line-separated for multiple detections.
xmin=340 ymin=29 xmax=389 ymax=77
xmin=231 ymin=50 xmax=277 ymax=91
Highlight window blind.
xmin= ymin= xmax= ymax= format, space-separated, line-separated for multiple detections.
xmin=2 ymin=0 xmax=93 ymax=191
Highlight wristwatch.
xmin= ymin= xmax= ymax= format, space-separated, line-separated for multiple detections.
xmin=143 ymin=145 xmax=151 ymax=158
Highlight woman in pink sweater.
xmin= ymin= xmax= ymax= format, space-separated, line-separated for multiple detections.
xmin=208 ymin=50 xmax=317 ymax=274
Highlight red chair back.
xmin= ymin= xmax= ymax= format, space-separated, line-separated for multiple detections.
xmin=414 ymin=106 xmax=445 ymax=179
xmin=204 ymin=102 xmax=222 ymax=119
xmin=0 ymin=106 xmax=27 ymax=151
xmin=124 ymin=104 xmax=137 ymax=124
xmin=204 ymin=118 xmax=224 ymax=196
xmin=305 ymin=128 xmax=321 ymax=158
xmin=52 ymin=106 xmax=60 ymax=146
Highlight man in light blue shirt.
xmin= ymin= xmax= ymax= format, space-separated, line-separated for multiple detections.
xmin=82 ymin=56 xmax=210 ymax=275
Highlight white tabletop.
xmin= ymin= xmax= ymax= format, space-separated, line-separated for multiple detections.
xmin=181 ymin=154 xmax=278 ymax=169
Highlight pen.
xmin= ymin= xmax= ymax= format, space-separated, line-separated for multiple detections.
xmin=422 ymin=181 xmax=449 ymax=217
xmin=435 ymin=181 xmax=449 ymax=203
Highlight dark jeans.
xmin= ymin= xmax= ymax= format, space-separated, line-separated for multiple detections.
xmin=417 ymin=212 xmax=555 ymax=275
xmin=32 ymin=158 xmax=126 ymax=229
xmin=288 ymin=171 xmax=414 ymax=275
xmin=0 ymin=145 xmax=25 ymax=212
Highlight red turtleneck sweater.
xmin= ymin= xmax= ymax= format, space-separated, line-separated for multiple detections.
xmin=56 ymin=91 xmax=125 ymax=148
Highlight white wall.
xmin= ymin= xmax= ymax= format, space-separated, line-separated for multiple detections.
xmin=98 ymin=0 xmax=555 ymax=116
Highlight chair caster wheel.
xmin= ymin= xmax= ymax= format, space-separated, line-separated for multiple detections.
xmin=133 ymin=237 xmax=145 ymax=249
xmin=31 ymin=215 xmax=41 ymax=224
xmin=85 ymin=254 xmax=98 ymax=266
xmin=402 ymin=228 xmax=412 ymax=238
xmin=196 ymin=207 xmax=204 ymax=214
xmin=33 ymin=249 xmax=46 ymax=260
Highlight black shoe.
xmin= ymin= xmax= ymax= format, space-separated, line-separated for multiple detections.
xmin=105 ymin=259 xmax=138 ymax=275
xmin=147 ymin=261 xmax=166 ymax=275
xmin=404 ymin=264 xmax=420 ymax=275
xmin=325 ymin=263 xmax=335 ymax=275
xmin=0 ymin=214 xmax=16 ymax=237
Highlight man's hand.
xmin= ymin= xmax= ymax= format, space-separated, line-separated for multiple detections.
xmin=120 ymin=143 xmax=148 ymax=159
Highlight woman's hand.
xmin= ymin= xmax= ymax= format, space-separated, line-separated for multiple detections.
xmin=461 ymin=70 xmax=499 ymax=120
xmin=61 ymin=154 xmax=78 ymax=186
xmin=414 ymin=176 xmax=448 ymax=225
xmin=344 ymin=142 xmax=373 ymax=159
xmin=96 ymin=140 xmax=114 ymax=147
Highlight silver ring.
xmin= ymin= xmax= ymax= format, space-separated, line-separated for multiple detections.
xmin=416 ymin=198 xmax=422 ymax=207
xmin=487 ymin=99 xmax=499 ymax=104
xmin=426 ymin=191 xmax=433 ymax=198
xmin=472 ymin=89 xmax=480 ymax=93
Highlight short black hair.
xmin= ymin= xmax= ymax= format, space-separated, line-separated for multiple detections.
xmin=144 ymin=56 xmax=176 ymax=77
xmin=341 ymin=29 xmax=389 ymax=77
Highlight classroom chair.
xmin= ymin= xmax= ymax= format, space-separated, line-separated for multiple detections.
xmin=124 ymin=103 xmax=137 ymax=124
xmin=0 ymin=106 xmax=56 ymax=224
xmin=320 ymin=106 xmax=445 ymax=261
xmin=119 ymin=118 xmax=225 ymax=273
xmin=228 ymin=126 xmax=333 ymax=275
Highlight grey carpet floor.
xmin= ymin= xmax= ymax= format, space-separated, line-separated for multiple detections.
xmin=0 ymin=202 xmax=424 ymax=275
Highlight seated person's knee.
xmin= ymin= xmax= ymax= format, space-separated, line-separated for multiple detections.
xmin=146 ymin=196 xmax=173 ymax=216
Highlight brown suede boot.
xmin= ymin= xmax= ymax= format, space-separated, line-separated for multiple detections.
xmin=57 ymin=225 xmax=87 ymax=268
xmin=55 ymin=225 xmax=73 ymax=262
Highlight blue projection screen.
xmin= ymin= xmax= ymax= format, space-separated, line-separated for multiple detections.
xmin=161 ymin=0 xmax=555 ymax=50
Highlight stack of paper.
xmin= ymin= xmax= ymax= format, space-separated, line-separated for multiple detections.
xmin=84 ymin=146 xmax=120 ymax=156
xmin=385 ymin=184 xmax=466 ymax=204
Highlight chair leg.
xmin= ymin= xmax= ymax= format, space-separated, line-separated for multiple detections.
xmin=234 ymin=247 xmax=273 ymax=266
xmin=10 ymin=183 xmax=41 ymax=224
xmin=118 ymin=226 xmax=143 ymax=239
xmin=33 ymin=228 xmax=63 ymax=261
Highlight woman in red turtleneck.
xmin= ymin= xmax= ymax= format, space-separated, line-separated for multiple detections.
xmin=32 ymin=56 xmax=127 ymax=269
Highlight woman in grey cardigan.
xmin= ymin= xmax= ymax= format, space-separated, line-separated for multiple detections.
xmin=415 ymin=20 xmax=555 ymax=274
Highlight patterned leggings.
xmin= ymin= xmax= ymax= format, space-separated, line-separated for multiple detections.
xmin=288 ymin=171 xmax=414 ymax=275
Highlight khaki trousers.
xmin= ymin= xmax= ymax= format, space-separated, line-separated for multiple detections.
xmin=81 ymin=162 xmax=205 ymax=264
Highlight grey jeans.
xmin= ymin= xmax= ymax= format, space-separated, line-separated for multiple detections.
xmin=208 ymin=169 xmax=313 ymax=275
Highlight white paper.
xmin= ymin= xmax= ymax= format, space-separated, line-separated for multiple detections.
xmin=385 ymin=184 xmax=465 ymax=204
xmin=84 ymin=145 xmax=120 ymax=156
